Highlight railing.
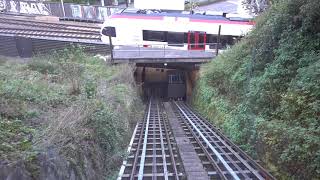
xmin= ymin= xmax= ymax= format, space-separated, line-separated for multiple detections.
xmin=111 ymin=43 xmax=222 ymax=60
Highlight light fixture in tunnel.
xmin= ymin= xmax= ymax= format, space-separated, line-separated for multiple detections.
xmin=164 ymin=63 xmax=167 ymax=66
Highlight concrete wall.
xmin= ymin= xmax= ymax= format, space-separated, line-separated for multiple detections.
xmin=185 ymin=69 xmax=199 ymax=101
xmin=0 ymin=35 xmax=109 ymax=57
xmin=144 ymin=67 xmax=168 ymax=83
xmin=0 ymin=0 xmax=122 ymax=21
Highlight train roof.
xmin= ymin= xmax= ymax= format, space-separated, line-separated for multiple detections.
xmin=114 ymin=8 xmax=253 ymax=22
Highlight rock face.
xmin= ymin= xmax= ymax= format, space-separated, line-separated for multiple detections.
xmin=0 ymin=162 xmax=33 ymax=180
xmin=0 ymin=147 xmax=103 ymax=180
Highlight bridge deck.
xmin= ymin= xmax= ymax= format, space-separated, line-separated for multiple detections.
xmin=112 ymin=46 xmax=215 ymax=63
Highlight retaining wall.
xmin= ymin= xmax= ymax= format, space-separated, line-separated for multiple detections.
xmin=0 ymin=35 xmax=109 ymax=57
xmin=0 ymin=0 xmax=122 ymax=21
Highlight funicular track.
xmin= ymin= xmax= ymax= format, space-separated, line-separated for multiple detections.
xmin=118 ymin=98 xmax=183 ymax=180
xmin=171 ymin=101 xmax=274 ymax=180
xmin=118 ymin=99 xmax=274 ymax=180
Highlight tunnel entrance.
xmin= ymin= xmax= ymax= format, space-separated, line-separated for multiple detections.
xmin=134 ymin=63 xmax=200 ymax=101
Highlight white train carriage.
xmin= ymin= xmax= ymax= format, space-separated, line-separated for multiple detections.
xmin=100 ymin=9 xmax=254 ymax=50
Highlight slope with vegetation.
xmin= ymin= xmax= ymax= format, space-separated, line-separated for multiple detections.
xmin=0 ymin=47 xmax=143 ymax=179
xmin=192 ymin=0 xmax=319 ymax=179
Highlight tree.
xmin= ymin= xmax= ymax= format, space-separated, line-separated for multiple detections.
xmin=242 ymin=0 xmax=270 ymax=14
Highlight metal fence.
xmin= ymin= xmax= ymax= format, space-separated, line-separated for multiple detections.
xmin=0 ymin=0 xmax=122 ymax=21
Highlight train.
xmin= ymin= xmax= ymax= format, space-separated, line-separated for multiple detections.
xmin=100 ymin=8 xmax=254 ymax=50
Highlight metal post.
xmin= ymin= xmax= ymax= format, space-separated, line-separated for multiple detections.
xmin=60 ymin=0 xmax=65 ymax=17
xmin=216 ymin=25 xmax=221 ymax=56
xmin=109 ymin=35 xmax=114 ymax=63
xmin=138 ymin=45 xmax=140 ymax=56
xmin=126 ymin=0 xmax=128 ymax=7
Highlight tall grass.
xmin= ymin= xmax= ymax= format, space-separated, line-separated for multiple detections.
xmin=0 ymin=47 xmax=143 ymax=179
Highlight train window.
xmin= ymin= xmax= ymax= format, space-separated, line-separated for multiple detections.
xmin=101 ymin=26 xmax=116 ymax=37
xmin=184 ymin=33 xmax=189 ymax=43
xmin=167 ymin=32 xmax=184 ymax=46
xmin=207 ymin=34 xmax=217 ymax=44
xmin=199 ymin=33 xmax=205 ymax=48
xmin=190 ymin=33 xmax=195 ymax=48
xmin=143 ymin=30 xmax=166 ymax=42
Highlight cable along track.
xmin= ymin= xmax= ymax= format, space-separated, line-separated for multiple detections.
xmin=171 ymin=101 xmax=275 ymax=180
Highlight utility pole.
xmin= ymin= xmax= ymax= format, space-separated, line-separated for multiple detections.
xmin=109 ymin=35 xmax=114 ymax=63
xmin=216 ymin=25 xmax=221 ymax=56
xmin=60 ymin=0 xmax=65 ymax=17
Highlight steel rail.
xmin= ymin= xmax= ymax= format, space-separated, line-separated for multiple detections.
xmin=137 ymin=99 xmax=152 ymax=180
xmin=0 ymin=26 xmax=100 ymax=35
xmin=173 ymin=101 xmax=241 ymax=180
xmin=0 ymin=34 xmax=103 ymax=44
xmin=172 ymin=102 xmax=227 ymax=180
xmin=177 ymin=102 xmax=252 ymax=179
xmin=129 ymin=101 xmax=150 ymax=180
xmin=117 ymin=123 xmax=139 ymax=180
xmin=178 ymin=103 xmax=263 ymax=179
xmin=0 ymin=28 xmax=100 ymax=37
xmin=0 ymin=21 xmax=99 ymax=32
xmin=156 ymin=101 xmax=169 ymax=180
xmin=152 ymin=100 xmax=157 ymax=179
xmin=161 ymin=102 xmax=180 ymax=180
xmin=182 ymin=103 xmax=275 ymax=180
xmin=0 ymin=16 xmax=100 ymax=29
xmin=0 ymin=30 xmax=100 ymax=40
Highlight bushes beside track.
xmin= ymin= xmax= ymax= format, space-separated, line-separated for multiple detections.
xmin=192 ymin=0 xmax=320 ymax=179
xmin=0 ymin=48 xmax=143 ymax=179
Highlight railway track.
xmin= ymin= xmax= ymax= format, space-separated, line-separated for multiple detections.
xmin=0 ymin=14 xmax=102 ymax=42
xmin=171 ymin=101 xmax=274 ymax=179
xmin=118 ymin=99 xmax=275 ymax=180
xmin=118 ymin=98 xmax=184 ymax=180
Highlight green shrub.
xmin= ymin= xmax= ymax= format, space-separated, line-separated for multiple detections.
xmin=193 ymin=0 xmax=320 ymax=178
xmin=27 ymin=60 xmax=59 ymax=74
xmin=0 ymin=47 xmax=143 ymax=179
xmin=0 ymin=117 xmax=35 ymax=161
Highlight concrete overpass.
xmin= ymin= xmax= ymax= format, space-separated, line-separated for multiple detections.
xmin=112 ymin=45 xmax=216 ymax=63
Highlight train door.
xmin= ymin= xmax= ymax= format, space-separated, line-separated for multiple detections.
xmin=188 ymin=31 xmax=206 ymax=50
